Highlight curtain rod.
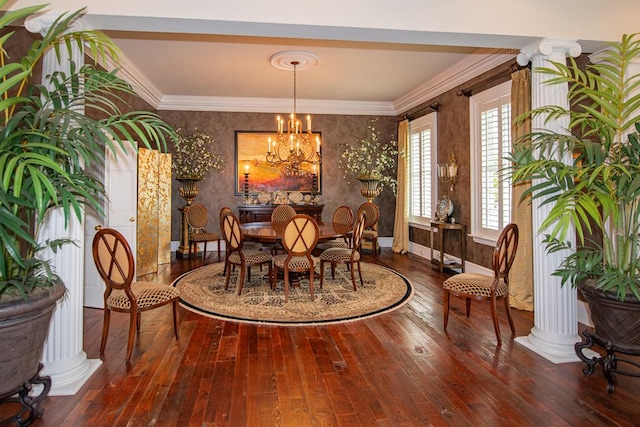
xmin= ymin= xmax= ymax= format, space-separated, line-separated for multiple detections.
xmin=456 ymin=62 xmax=529 ymax=97
xmin=398 ymin=101 xmax=440 ymax=122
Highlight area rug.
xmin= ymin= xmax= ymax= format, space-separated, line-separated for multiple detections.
xmin=173 ymin=262 xmax=413 ymax=326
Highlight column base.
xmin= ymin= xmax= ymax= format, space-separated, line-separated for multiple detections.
xmin=516 ymin=326 xmax=598 ymax=364
xmin=40 ymin=352 xmax=102 ymax=396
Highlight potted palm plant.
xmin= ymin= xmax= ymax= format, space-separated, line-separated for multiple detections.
xmin=0 ymin=1 xmax=176 ymax=419
xmin=509 ymin=33 xmax=640 ymax=350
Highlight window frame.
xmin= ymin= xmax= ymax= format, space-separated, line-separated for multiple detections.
xmin=469 ymin=80 xmax=512 ymax=246
xmin=408 ymin=112 xmax=438 ymax=228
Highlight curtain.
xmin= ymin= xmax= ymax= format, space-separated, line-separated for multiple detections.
xmin=509 ymin=68 xmax=534 ymax=311
xmin=392 ymin=119 xmax=410 ymax=254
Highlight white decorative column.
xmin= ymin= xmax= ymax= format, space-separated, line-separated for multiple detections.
xmin=26 ymin=12 xmax=101 ymax=395
xmin=514 ymin=39 xmax=585 ymax=363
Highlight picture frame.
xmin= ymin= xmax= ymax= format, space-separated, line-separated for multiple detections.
xmin=234 ymin=130 xmax=322 ymax=195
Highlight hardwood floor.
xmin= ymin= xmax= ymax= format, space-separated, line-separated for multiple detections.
xmin=26 ymin=250 xmax=640 ymax=426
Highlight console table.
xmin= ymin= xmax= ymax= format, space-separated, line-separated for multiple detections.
xmin=238 ymin=204 xmax=324 ymax=223
xmin=430 ymin=221 xmax=466 ymax=273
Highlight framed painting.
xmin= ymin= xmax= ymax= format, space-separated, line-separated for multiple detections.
xmin=235 ymin=130 xmax=322 ymax=195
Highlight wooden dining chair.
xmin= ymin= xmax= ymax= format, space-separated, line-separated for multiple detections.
xmin=270 ymin=204 xmax=297 ymax=254
xmin=316 ymin=205 xmax=354 ymax=250
xmin=357 ymin=202 xmax=380 ymax=257
xmin=272 ymin=214 xmax=319 ymax=302
xmin=319 ymin=210 xmax=366 ymax=291
xmin=186 ymin=203 xmax=221 ymax=260
xmin=442 ymin=223 xmax=519 ymax=344
xmin=220 ymin=210 xmax=273 ymax=295
xmin=219 ymin=207 xmax=261 ymax=276
xmin=92 ymin=228 xmax=180 ymax=363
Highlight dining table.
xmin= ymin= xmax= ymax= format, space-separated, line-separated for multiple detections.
xmin=240 ymin=221 xmax=352 ymax=245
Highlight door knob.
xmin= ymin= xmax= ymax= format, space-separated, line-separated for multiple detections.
xmin=95 ymin=225 xmax=103 ymax=231
xmin=130 ymin=217 xmax=135 ymax=222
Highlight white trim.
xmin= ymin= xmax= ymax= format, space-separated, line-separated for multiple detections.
xmin=394 ymin=49 xmax=517 ymax=114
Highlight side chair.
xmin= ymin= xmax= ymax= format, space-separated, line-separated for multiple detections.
xmin=319 ymin=210 xmax=366 ymax=291
xmin=186 ymin=203 xmax=221 ymax=261
xmin=442 ymin=223 xmax=519 ymax=344
xmin=357 ymin=202 xmax=380 ymax=257
xmin=272 ymin=214 xmax=319 ymax=302
xmin=92 ymin=228 xmax=180 ymax=363
xmin=220 ymin=210 xmax=273 ymax=295
xmin=316 ymin=205 xmax=354 ymax=251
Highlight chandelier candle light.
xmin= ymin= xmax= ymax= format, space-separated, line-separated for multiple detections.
xmin=266 ymin=51 xmax=321 ymax=177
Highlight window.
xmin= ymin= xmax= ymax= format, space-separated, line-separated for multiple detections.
xmin=408 ymin=113 xmax=437 ymax=226
xmin=470 ymin=81 xmax=512 ymax=244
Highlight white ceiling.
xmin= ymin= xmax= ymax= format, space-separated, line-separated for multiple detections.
xmin=106 ymin=30 xmax=478 ymax=103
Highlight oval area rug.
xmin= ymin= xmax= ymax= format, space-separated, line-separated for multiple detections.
xmin=173 ymin=262 xmax=413 ymax=326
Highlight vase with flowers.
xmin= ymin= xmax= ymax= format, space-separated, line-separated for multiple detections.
xmin=339 ymin=119 xmax=398 ymax=201
xmin=172 ymin=127 xmax=224 ymax=205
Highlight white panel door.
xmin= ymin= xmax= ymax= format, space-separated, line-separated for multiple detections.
xmin=83 ymin=142 xmax=138 ymax=308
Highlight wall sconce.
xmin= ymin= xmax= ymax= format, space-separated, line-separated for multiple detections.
xmin=438 ymin=152 xmax=458 ymax=192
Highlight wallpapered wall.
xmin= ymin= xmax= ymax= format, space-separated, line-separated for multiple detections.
xmin=159 ymin=60 xmax=515 ymax=269
xmin=157 ymin=111 xmax=398 ymax=244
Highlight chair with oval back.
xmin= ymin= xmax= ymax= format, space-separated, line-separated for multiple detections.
xmin=270 ymin=204 xmax=297 ymax=254
xmin=220 ymin=210 xmax=273 ymax=295
xmin=319 ymin=210 xmax=366 ymax=291
xmin=442 ymin=223 xmax=519 ymax=344
xmin=272 ymin=214 xmax=319 ymax=302
xmin=316 ymin=205 xmax=354 ymax=251
xmin=92 ymin=228 xmax=180 ymax=362
xmin=357 ymin=202 xmax=380 ymax=257
xmin=186 ymin=203 xmax=221 ymax=260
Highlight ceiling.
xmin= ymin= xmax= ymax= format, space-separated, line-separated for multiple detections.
xmin=105 ymin=30 xmax=480 ymax=111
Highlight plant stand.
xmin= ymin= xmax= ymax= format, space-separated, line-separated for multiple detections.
xmin=0 ymin=363 xmax=50 ymax=426
xmin=575 ymin=329 xmax=640 ymax=393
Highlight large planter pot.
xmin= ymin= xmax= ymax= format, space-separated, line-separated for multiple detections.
xmin=357 ymin=175 xmax=382 ymax=202
xmin=578 ymin=280 xmax=640 ymax=350
xmin=0 ymin=283 xmax=66 ymax=396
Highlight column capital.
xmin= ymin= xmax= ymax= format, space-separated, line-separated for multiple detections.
xmin=517 ymin=38 xmax=582 ymax=66
xmin=24 ymin=11 xmax=86 ymax=36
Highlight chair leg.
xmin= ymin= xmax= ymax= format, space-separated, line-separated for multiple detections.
xmin=372 ymin=237 xmax=378 ymax=257
xmin=465 ymin=298 xmax=471 ymax=317
xmin=172 ymin=299 xmax=180 ymax=340
xmin=490 ymin=296 xmax=502 ymax=344
xmin=309 ymin=265 xmax=315 ymax=301
xmin=224 ymin=262 xmax=232 ymax=290
xmin=330 ymin=263 xmax=336 ymax=279
xmin=504 ymin=296 xmax=516 ymax=334
xmin=136 ymin=312 xmax=141 ymax=331
xmin=203 ymin=242 xmax=208 ymax=259
xmin=237 ymin=263 xmax=246 ymax=295
xmin=100 ymin=307 xmax=111 ymax=355
xmin=284 ymin=266 xmax=290 ymax=302
xmin=217 ymin=240 xmax=221 ymax=262
xmin=356 ymin=261 xmax=364 ymax=287
xmin=349 ymin=261 xmax=357 ymax=291
xmin=443 ymin=290 xmax=450 ymax=331
xmin=126 ymin=308 xmax=138 ymax=362
xmin=319 ymin=260 xmax=325 ymax=289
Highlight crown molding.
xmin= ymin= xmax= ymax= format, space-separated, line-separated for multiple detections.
xmin=158 ymin=96 xmax=396 ymax=116
xmin=393 ymin=48 xmax=518 ymax=114
xmin=105 ymin=45 xmax=516 ymax=116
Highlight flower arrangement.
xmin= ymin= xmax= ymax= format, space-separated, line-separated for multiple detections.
xmin=172 ymin=127 xmax=224 ymax=181
xmin=339 ymin=120 xmax=398 ymax=194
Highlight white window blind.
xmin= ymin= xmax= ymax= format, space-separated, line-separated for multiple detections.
xmin=470 ymin=81 xmax=512 ymax=243
xmin=408 ymin=113 xmax=437 ymax=225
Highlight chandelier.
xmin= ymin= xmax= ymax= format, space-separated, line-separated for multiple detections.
xmin=266 ymin=52 xmax=321 ymax=177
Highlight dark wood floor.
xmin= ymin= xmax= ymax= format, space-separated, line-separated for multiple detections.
xmin=24 ymin=250 xmax=640 ymax=426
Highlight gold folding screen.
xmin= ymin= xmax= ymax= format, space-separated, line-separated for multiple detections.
xmin=137 ymin=148 xmax=172 ymax=276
